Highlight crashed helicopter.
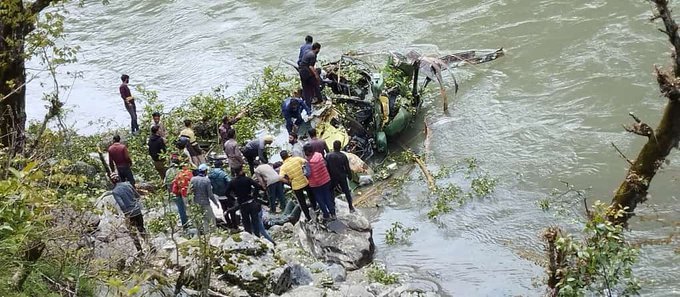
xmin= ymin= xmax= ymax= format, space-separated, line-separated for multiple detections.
xmin=297 ymin=48 xmax=505 ymax=161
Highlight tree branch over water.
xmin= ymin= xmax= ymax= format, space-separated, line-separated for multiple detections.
xmin=609 ymin=0 xmax=680 ymax=224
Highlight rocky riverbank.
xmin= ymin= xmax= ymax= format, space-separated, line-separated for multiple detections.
xmin=91 ymin=193 xmax=441 ymax=297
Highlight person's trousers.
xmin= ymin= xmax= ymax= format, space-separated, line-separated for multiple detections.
xmin=253 ymin=210 xmax=275 ymax=244
xmin=127 ymin=213 xmax=147 ymax=251
xmin=153 ymin=160 xmax=166 ymax=180
xmin=267 ymin=182 xmax=286 ymax=212
xmin=293 ymin=186 xmax=316 ymax=220
xmin=240 ymin=202 xmax=260 ymax=236
xmin=174 ymin=195 xmax=189 ymax=228
xmin=300 ymin=76 xmax=317 ymax=107
xmin=190 ymin=154 xmax=206 ymax=167
xmin=116 ymin=166 xmax=136 ymax=187
xmin=311 ymin=182 xmax=335 ymax=218
xmin=244 ymin=154 xmax=256 ymax=175
xmin=218 ymin=197 xmax=239 ymax=229
xmin=199 ymin=203 xmax=215 ymax=235
xmin=331 ymin=177 xmax=354 ymax=210
xmin=125 ymin=102 xmax=139 ymax=133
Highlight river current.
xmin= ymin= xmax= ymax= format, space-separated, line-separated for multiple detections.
xmin=26 ymin=0 xmax=680 ymax=296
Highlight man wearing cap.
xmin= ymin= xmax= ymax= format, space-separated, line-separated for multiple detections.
xmin=242 ymin=135 xmax=274 ymax=174
xmin=190 ymin=164 xmax=218 ymax=234
xmin=110 ymin=173 xmax=147 ymax=251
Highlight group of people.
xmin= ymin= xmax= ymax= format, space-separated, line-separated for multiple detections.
xmin=109 ymin=35 xmax=357 ymax=251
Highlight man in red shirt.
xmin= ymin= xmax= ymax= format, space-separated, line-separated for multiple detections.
xmin=108 ymin=135 xmax=136 ymax=187
xmin=119 ymin=74 xmax=139 ymax=134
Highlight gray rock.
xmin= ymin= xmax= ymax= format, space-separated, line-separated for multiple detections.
xmin=288 ymin=263 xmax=314 ymax=286
xmin=177 ymin=232 xmax=291 ymax=295
xmin=328 ymin=285 xmax=375 ymax=297
xmin=280 ymin=286 xmax=327 ymax=297
xmin=309 ymin=262 xmax=326 ymax=273
xmin=296 ymin=199 xmax=375 ymax=270
xmin=325 ymin=263 xmax=347 ymax=283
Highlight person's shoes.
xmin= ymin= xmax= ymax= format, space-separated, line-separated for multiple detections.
xmin=330 ymin=214 xmax=337 ymax=220
xmin=349 ymin=208 xmax=356 ymax=213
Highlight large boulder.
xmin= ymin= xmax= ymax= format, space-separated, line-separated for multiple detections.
xmin=295 ymin=199 xmax=375 ymax=270
xmin=173 ymin=232 xmax=292 ymax=296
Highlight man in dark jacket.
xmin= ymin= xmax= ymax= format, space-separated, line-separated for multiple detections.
xmin=326 ymin=140 xmax=355 ymax=212
xmin=281 ymin=92 xmax=311 ymax=134
xmin=225 ymin=165 xmax=265 ymax=236
xmin=297 ymin=35 xmax=313 ymax=66
xmin=148 ymin=125 xmax=167 ymax=180
xmin=298 ymin=42 xmax=322 ymax=106
xmin=108 ymin=135 xmax=135 ymax=187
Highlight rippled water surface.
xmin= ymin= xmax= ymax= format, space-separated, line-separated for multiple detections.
xmin=27 ymin=0 xmax=680 ymax=295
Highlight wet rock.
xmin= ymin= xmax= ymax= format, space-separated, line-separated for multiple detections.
xmin=325 ymin=263 xmax=347 ymax=283
xmin=296 ymin=199 xmax=375 ymax=270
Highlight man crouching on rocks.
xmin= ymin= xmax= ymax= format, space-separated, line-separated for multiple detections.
xmin=110 ymin=172 xmax=148 ymax=252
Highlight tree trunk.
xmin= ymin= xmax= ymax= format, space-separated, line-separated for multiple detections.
xmin=609 ymin=0 xmax=680 ymax=225
xmin=0 ymin=60 xmax=28 ymax=154
xmin=0 ymin=0 xmax=28 ymax=154
xmin=610 ymin=96 xmax=680 ymax=224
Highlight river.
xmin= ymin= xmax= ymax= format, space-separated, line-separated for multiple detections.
xmin=26 ymin=0 xmax=680 ymax=296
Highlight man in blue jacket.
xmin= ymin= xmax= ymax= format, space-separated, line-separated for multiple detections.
xmin=281 ymin=91 xmax=311 ymax=134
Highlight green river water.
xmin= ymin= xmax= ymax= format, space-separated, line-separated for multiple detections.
xmin=26 ymin=0 xmax=680 ymax=296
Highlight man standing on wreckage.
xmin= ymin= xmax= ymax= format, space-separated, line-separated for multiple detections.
xmin=298 ymin=42 xmax=322 ymax=106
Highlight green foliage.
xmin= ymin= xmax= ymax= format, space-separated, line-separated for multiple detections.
xmin=551 ymin=202 xmax=640 ymax=296
xmin=382 ymin=63 xmax=412 ymax=99
xmin=136 ymin=65 xmax=297 ymax=146
xmin=384 ymin=222 xmax=418 ymax=245
xmin=365 ymin=263 xmax=399 ymax=285
xmin=426 ymin=158 xmax=497 ymax=220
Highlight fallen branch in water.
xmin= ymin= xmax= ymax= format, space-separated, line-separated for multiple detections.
xmin=398 ymin=143 xmax=435 ymax=191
